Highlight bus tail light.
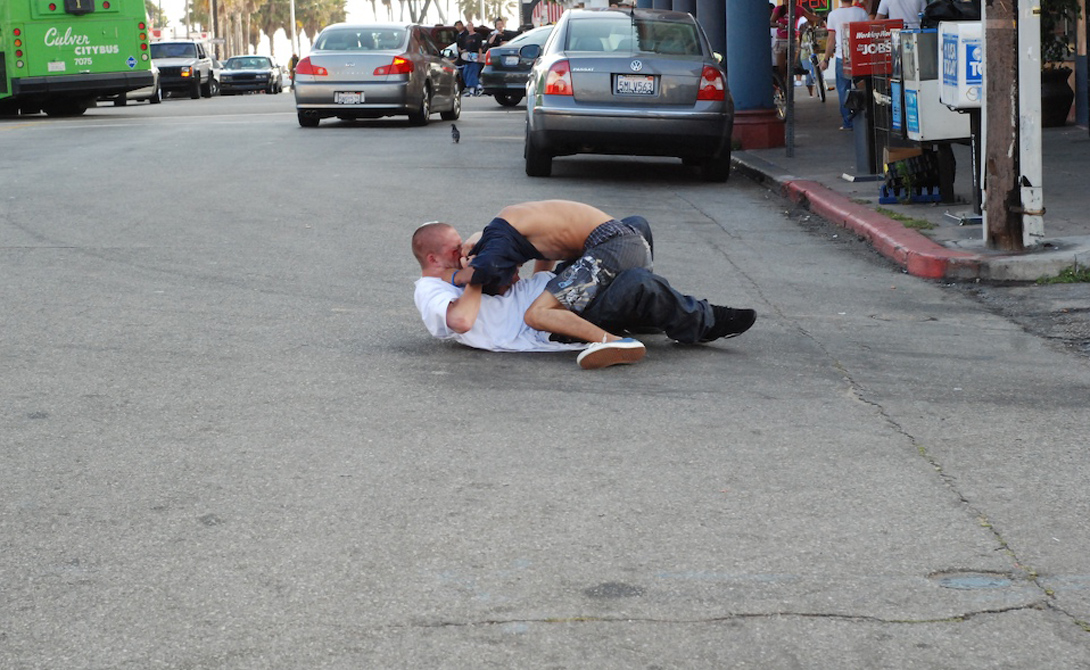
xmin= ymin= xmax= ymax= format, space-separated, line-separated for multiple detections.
xmin=374 ymin=56 xmax=413 ymax=76
xmin=544 ymin=60 xmax=571 ymax=96
xmin=294 ymin=57 xmax=327 ymax=76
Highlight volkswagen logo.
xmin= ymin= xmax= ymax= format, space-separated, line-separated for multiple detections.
xmin=630 ymin=60 xmax=643 ymax=72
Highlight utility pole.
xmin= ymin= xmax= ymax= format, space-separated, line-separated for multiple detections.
xmin=983 ymin=0 xmax=1022 ymax=250
xmin=290 ymin=0 xmax=298 ymax=56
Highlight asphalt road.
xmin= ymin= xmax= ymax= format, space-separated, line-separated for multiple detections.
xmin=3 ymin=93 xmax=1090 ymax=668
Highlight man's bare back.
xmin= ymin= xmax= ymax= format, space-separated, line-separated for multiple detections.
xmin=496 ymin=200 xmax=613 ymax=260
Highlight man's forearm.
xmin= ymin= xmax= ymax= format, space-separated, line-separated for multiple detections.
xmin=446 ymin=282 xmax=483 ymax=333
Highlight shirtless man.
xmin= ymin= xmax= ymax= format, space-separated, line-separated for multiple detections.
xmin=449 ymin=200 xmax=654 ymax=362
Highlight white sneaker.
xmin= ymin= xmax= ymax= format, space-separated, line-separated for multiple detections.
xmin=576 ymin=337 xmax=645 ymax=370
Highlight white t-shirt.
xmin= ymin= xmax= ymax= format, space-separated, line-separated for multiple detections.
xmin=877 ymin=0 xmax=927 ymax=28
xmin=826 ymin=5 xmax=870 ymax=60
xmin=413 ymin=272 xmax=587 ymax=353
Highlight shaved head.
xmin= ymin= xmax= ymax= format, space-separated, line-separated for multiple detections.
xmin=412 ymin=221 xmax=457 ymax=268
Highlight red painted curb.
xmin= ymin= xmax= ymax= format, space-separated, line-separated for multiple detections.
xmin=782 ymin=180 xmax=983 ymax=280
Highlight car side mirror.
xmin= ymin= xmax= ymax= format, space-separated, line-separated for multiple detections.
xmin=519 ymin=44 xmax=542 ymax=61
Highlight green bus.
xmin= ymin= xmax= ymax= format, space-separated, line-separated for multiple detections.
xmin=1 ymin=0 xmax=154 ymax=116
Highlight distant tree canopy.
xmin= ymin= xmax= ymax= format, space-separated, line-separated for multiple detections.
xmin=178 ymin=0 xmax=517 ymax=58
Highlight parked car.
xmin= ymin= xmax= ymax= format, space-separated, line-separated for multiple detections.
xmin=523 ymin=8 xmax=734 ymax=182
xmin=150 ymin=40 xmax=217 ymax=99
xmin=480 ymin=25 xmax=553 ymax=106
xmin=294 ymin=23 xmax=461 ymax=127
xmin=220 ymin=55 xmax=284 ymax=95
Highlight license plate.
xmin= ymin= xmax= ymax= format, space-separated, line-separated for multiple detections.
xmin=502 ymin=55 xmax=519 ymax=67
xmin=615 ymin=74 xmax=655 ymax=95
xmin=334 ymin=91 xmax=363 ymax=104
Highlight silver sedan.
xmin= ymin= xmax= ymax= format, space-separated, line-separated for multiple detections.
xmin=294 ymin=23 xmax=461 ymax=127
xmin=523 ymin=8 xmax=734 ymax=182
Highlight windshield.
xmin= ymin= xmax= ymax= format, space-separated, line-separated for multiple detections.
xmin=314 ymin=28 xmax=408 ymax=51
xmin=151 ymin=42 xmax=198 ymax=59
xmin=226 ymin=57 xmax=271 ymax=70
xmin=565 ymin=16 xmax=700 ymax=55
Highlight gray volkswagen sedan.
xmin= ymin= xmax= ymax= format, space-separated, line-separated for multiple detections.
xmin=523 ymin=8 xmax=734 ymax=181
xmin=294 ymin=23 xmax=461 ymax=127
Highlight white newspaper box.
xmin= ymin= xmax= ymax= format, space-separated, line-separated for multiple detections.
xmin=901 ymin=29 xmax=971 ymax=141
xmin=939 ymin=21 xmax=983 ymax=109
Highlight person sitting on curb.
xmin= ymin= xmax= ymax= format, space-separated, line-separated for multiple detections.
xmin=412 ymin=219 xmax=757 ymax=369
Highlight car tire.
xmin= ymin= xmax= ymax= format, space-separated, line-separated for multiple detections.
xmin=298 ymin=111 xmax=320 ymax=128
xmin=408 ymin=86 xmax=431 ymax=126
xmin=524 ymin=128 xmax=552 ymax=177
xmin=201 ymin=76 xmax=213 ymax=98
xmin=494 ymin=92 xmax=524 ymax=107
xmin=190 ymin=79 xmax=201 ymax=99
xmin=113 ymin=94 xmax=128 ymax=107
xmin=149 ymin=85 xmax=162 ymax=104
xmin=440 ymin=88 xmax=461 ymax=120
xmin=700 ymin=151 xmax=731 ymax=183
xmin=209 ymin=78 xmax=220 ymax=97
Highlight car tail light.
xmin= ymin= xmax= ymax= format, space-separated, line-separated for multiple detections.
xmin=544 ymin=60 xmax=571 ymax=96
xmin=295 ymin=57 xmax=327 ymax=76
xmin=697 ymin=65 xmax=725 ymax=101
xmin=374 ymin=56 xmax=413 ymax=75
xmin=484 ymin=50 xmax=492 ymax=66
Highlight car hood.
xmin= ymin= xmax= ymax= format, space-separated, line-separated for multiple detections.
xmin=153 ymin=57 xmax=200 ymax=66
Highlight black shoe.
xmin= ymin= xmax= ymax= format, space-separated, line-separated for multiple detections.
xmin=700 ymin=306 xmax=756 ymax=342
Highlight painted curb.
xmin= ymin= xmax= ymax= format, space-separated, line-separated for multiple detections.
xmin=731 ymin=154 xmax=983 ymax=280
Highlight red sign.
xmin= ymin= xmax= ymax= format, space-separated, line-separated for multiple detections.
xmin=843 ymin=19 xmax=902 ymax=76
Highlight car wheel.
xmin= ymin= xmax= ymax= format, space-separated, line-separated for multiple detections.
xmin=113 ymin=94 xmax=128 ymax=107
xmin=149 ymin=86 xmax=162 ymax=104
xmin=209 ymin=78 xmax=220 ymax=97
xmin=408 ymin=86 xmax=431 ymax=126
xmin=524 ymin=127 xmax=551 ymax=177
xmin=494 ymin=92 xmax=523 ymax=107
xmin=201 ymin=76 xmax=213 ymax=98
xmin=298 ymin=111 xmax=320 ymax=128
xmin=700 ymin=151 xmax=731 ymax=183
xmin=190 ymin=79 xmax=201 ymax=99
xmin=440 ymin=88 xmax=461 ymax=120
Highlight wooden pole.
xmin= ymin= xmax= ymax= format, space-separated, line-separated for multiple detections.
xmin=983 ymin=0 xmax=1023 ymax=251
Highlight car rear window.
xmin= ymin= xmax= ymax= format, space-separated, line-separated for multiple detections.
xmin=315 ymin=28 xmax=408 ymax=51
xmin=565 ymin=16 xmax=700 ymax=56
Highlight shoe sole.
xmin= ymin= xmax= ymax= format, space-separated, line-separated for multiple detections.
xmin=578 ymin=343 xmax=646 ymax=370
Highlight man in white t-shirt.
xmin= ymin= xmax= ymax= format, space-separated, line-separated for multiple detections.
xmin=411 ymin=222 xmax=756 ymax=369
xmin=820 ymin=0 xmax=870 ymax=130
xmin=876 ymin=0 xmax=926 ymax=29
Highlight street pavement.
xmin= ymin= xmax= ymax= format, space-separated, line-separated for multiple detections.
xmin=3 ymin=95 xmax=1090 ymax=668
xmin=733 ymin=89 xmax=1090 ymax=281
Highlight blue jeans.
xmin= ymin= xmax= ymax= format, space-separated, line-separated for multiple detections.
xmin=580 ymin=268 xmax=716 ymax=344
xmin=835 ymin=58 xmax=853 ymax=127
xmin=462 ymin=63 xmax=482 ymax=90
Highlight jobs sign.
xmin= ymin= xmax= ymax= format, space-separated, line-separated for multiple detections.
xmin=844 ymin=19 xmax=903 ymax=76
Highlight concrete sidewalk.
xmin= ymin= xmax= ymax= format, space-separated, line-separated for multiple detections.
xmin=732 ymin=91 xmax=1090 ymax=281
